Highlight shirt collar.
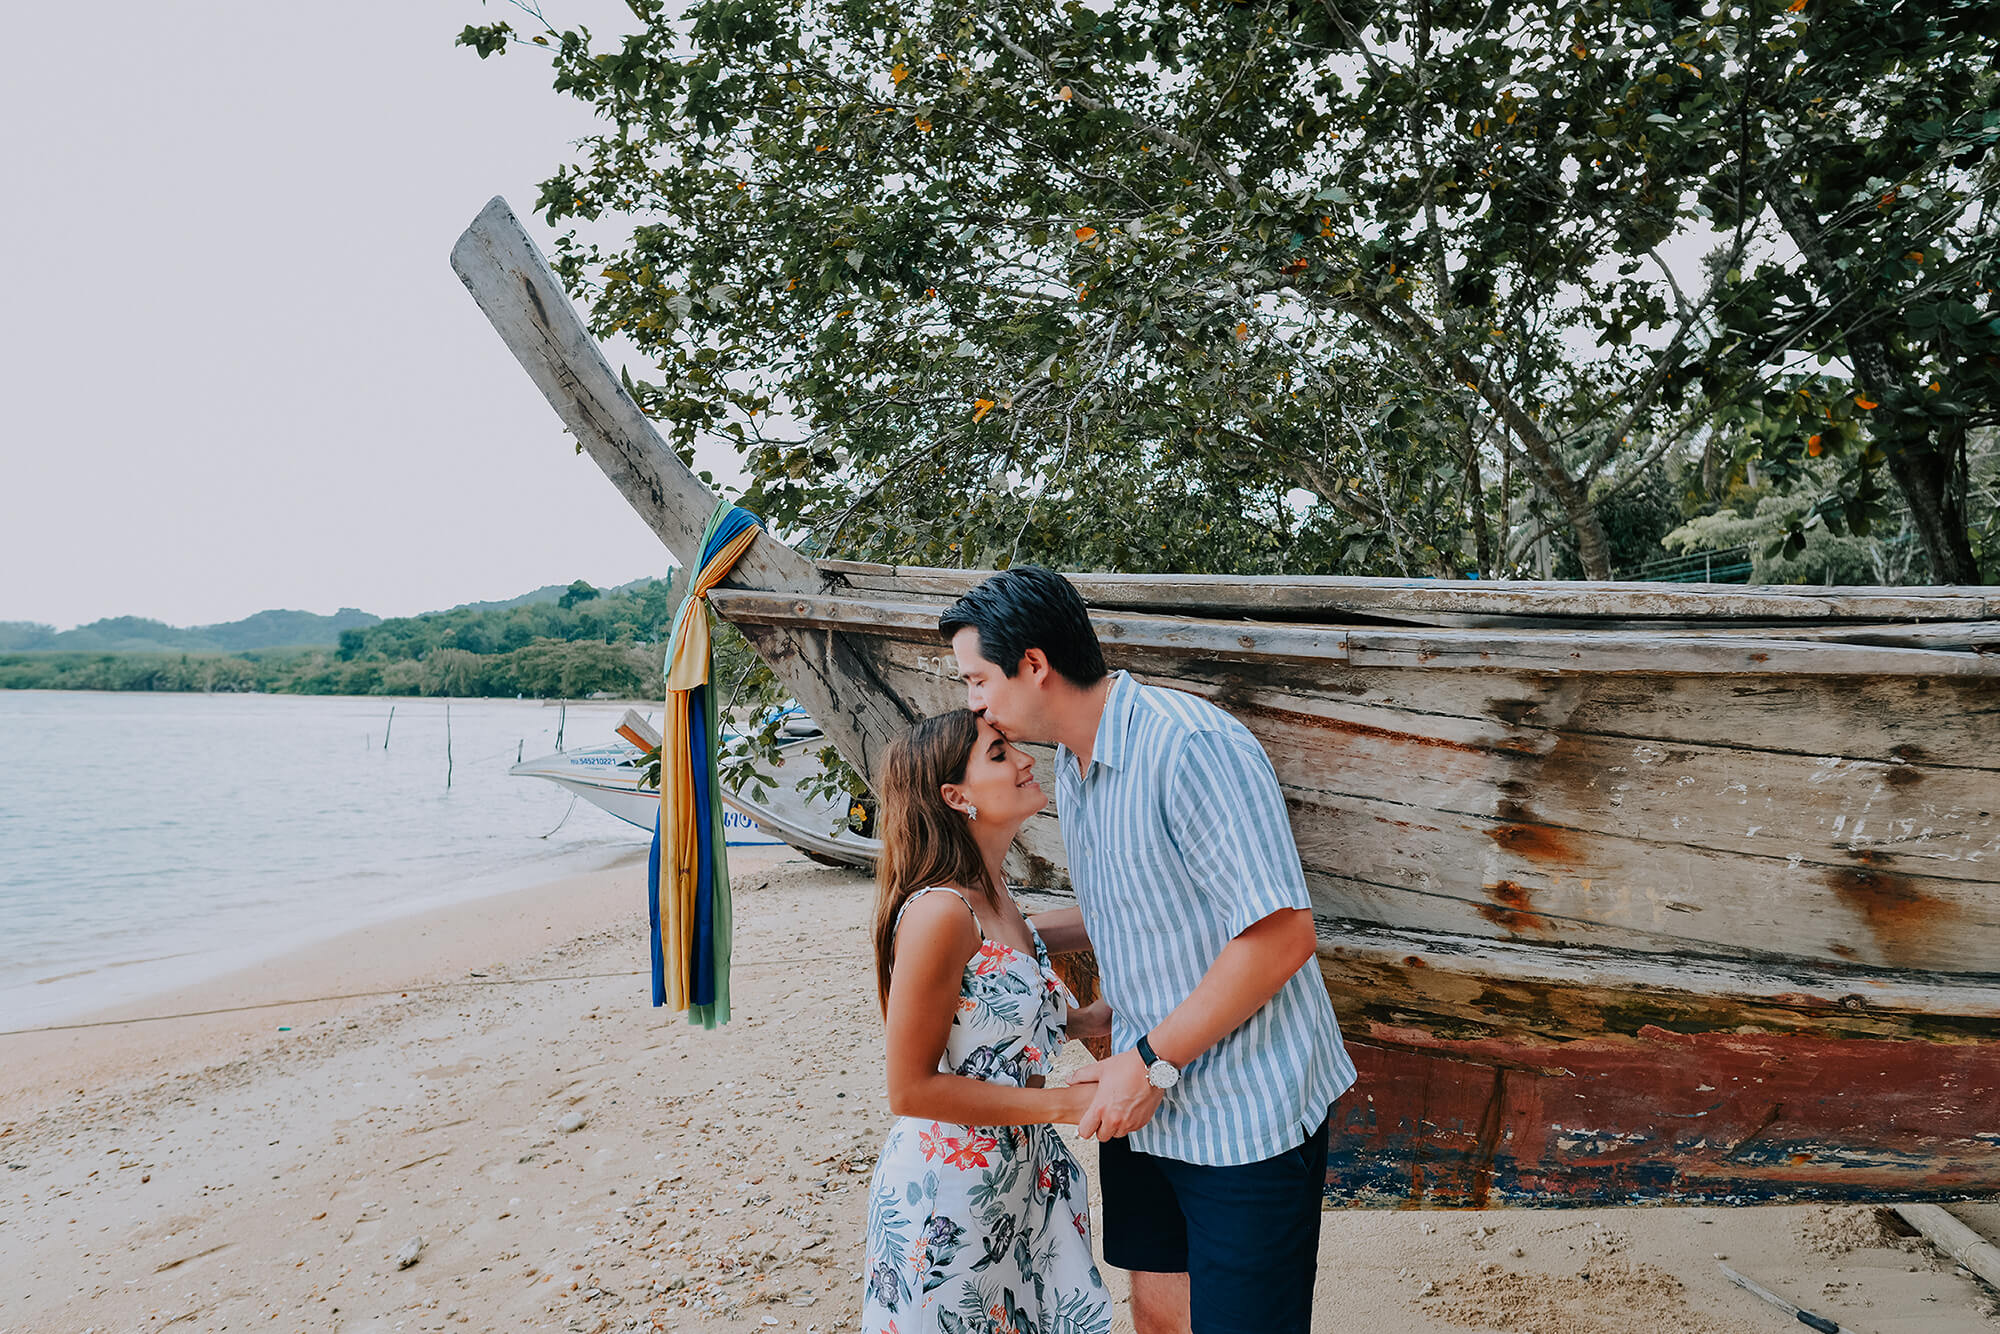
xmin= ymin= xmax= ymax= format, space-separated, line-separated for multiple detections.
xmin=1087 ymin=671 xmax=1138 ymax=773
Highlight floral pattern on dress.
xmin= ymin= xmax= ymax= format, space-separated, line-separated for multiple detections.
xmin=863 ymin=888 xmax=1110 ymax=1334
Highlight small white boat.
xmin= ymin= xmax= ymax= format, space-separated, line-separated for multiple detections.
xmin=510 ymin=709 xmax=879 ymax=869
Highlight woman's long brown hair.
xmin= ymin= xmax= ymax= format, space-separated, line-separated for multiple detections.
xmin=872 ymin=709 xmax=998 ymax=1012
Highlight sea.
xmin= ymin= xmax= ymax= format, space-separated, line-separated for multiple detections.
xmin=0 ymin=691 xmax=656 ymax=1030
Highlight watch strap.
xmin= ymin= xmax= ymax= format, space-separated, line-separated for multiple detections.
xmin=1135 ymin=1033 xmax=1166 ymax=1070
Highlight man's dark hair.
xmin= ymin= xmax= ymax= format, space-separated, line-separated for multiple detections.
xmin=938 ymin=565 xmax=1107 ymax=686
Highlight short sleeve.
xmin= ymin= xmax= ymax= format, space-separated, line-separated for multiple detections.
xmin=1166 ymin=728 xmax=1311 ymax=936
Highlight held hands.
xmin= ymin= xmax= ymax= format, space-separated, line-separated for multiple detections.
xmin=1070 ymin=1049 xmax=1165 ymax=1141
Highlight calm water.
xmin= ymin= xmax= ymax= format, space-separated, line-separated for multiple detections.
xmin=0 ymin=692 xmax=655 ymax=1028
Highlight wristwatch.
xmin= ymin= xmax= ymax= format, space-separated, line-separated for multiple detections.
xmin=1134 ymin=1034 xmax=1180 ymax=1091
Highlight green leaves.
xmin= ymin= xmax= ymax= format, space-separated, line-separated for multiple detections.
xmin=455 ymin=23 xmax=512 ymax=59
xmin=466 ymin=0 xmax=1998 ymax=585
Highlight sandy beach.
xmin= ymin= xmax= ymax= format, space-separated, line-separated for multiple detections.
xmin=2 ymin=848 xmax=1993 ymax=1334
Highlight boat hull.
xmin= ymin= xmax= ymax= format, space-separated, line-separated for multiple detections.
xmin=510 ymin=741 xmax=880 ymax=869
xmin=721 ymin=587 xmax=2000 ymax=1205
xmin=451 ymin=196 xmax=2000 ymax=1206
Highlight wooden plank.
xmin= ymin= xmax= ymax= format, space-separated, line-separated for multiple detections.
xmin=455 ymin=198 xmax=784 ymax=585
xmin=1316 ymin=922 xmax=2000 ymax=1037
xmin=710 ymin=587 xmax=2000 ymax=678
xmin=706 ymin=589 xmax=1355 ymax=664
xmin=1344 ymin=628 xmax=2000 ymax=677
xmin=450 ymin=198 xmax=917 ymax=781
xmin=1558 ymin=674 xmax=2000 ymax=770
xmin=1258 ymin=705 xmax=2000 ymax=889
xmin=1288 ymin=806 xmax=1999 ymax=973
xmin=1404 ymin=621 xmax=2000 ymax=650
xmin=1795 ymin=622 xmax=2000 ymax=652
xmin=819 ymin=559 xmax=2000 ymax=624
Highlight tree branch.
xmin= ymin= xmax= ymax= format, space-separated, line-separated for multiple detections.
xmin=985 ymin=29 xmax=1248 ymax=203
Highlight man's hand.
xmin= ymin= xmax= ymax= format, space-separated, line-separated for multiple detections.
xmin=1065 ymin=998 xmax=1111 ymax=1043
xmin=1072 ymin=1049 xmax=1164 ymax=1141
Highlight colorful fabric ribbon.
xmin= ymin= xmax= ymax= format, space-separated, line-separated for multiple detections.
xmin=648 ymin=502 xmax=762 ymax=1028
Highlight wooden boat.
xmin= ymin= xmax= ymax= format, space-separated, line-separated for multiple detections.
xmin=453 ymin=198 xmax=2000 ymax=1208
xmin=508 ymin=708 xmax=882 ymax=869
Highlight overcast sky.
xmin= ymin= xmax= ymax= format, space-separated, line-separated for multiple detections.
xmin=0 ymin=2 xmax=741 ymax=631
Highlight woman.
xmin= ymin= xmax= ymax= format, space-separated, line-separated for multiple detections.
xmin=862 ymin=709 xmax=1113 ymax=1334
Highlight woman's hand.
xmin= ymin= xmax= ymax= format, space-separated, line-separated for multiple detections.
xmin=1049 ymin=1081 xmax=1097 ymax=1126
xmin=1064 ymin=998 xmax=1111 ymax=1043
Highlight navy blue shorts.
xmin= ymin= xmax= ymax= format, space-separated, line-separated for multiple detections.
xmin=1099 ymin=1117 xmax=1331 ymax=1333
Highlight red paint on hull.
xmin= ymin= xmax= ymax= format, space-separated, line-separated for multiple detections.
xmin=1330 ymin=1025 xmax=2000 ymax=1206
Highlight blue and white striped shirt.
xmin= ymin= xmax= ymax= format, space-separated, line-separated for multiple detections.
xmin=1055 ymin=671 xmax=1356 ymax=1167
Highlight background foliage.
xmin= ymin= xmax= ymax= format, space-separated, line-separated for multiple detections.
xmin=0 ymin=581 xmax=678 ymax=699
xmin=463 ymin=0 xmax=1998 ymax=584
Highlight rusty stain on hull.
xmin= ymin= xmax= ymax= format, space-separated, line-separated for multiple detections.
xmin=1487 ymin=800 xmax=1574 ymax=862
xmin=1478 ymin=881 xmax=1547 ymax=934
xmin=1825 ymin=853 xmax=1966 ymax=966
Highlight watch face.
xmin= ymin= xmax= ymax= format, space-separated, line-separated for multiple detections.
xmin=1148 ymin=1061 xmax=1178 ymax=1089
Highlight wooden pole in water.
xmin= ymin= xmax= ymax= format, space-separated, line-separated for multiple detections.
xmin=383 ymin=705 xmax=396 ymax=750
xmin=556 ymin=701 xmax=566 ymax=751
xmin=445 ymin=701 xmax=454 ymax=790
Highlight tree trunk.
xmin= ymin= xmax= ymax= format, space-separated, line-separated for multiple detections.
xmin=1562 ymin=486 xmax=1615 ymax=580
xmin=1761 ymin=173 xmax=1981 ymax=584
xmin=1886 ymin=442 xmax=1979 ymax=584
xmin=1340 ymin=297 xmax=1617 ymax=579
xmin=1465 ymin=422 xmax=1493 ymax=580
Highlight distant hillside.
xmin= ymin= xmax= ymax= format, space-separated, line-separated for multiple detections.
xmin=1 ymin=578 xmax=664 ymax=655
xmin=0 ymin=576 xmax=703 ymax=697
xmin=0 ymin=623 xmax=57 ymax=651
xmin=0 ymin=607 xmax=381 ymax=654
xmin=445 ymin=577 xmax=657 ymax=615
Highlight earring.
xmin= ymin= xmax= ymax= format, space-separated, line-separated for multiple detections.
xmin=966 ymin=805 xmax=979 ymax=821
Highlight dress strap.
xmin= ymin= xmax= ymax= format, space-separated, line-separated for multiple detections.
xmin=893 ymin=885 xmax=985 ymax=938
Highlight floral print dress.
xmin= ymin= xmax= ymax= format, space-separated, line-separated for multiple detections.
xmin=863 ymin=887 xmax=1111 ymax=1334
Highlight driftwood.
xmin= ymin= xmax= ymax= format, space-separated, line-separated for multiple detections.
xmin=453 ymin=197 xmax=2000 ymax=1209
xmin=1892 ymin=1205 xmax=2000 ymax=1291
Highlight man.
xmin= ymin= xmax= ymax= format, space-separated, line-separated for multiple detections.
xmin=940 ymin=565 xmax=1355 ymax=1334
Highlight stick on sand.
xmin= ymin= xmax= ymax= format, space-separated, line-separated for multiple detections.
xmin=1717 ymin=1262 xmax=1863 ymax=1333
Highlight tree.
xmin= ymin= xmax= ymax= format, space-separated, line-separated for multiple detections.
xmin=557 ymin=578 xmax=601 ymax=609
xmin=462 ymin=0 xmax=1995 ymax=582
xmin=1681 ymin=3 xmax=2000 ymax=581
xmin=503 ymin=637 xmax=653 ymax=697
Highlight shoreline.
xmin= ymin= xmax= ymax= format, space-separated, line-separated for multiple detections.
xmin=0 ymin=845 xmax=675 ymax=1127
xmin=0 ymin=691 xmax=658 ymax=1035
xmin=1 ymin=851 xmax=1994 ymax=1334
xmin=0 ymin=841 xmax=644 ymax=1037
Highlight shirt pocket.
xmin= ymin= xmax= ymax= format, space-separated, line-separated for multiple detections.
xmin=1076 ymin=862 xmax=1166 ymax=938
